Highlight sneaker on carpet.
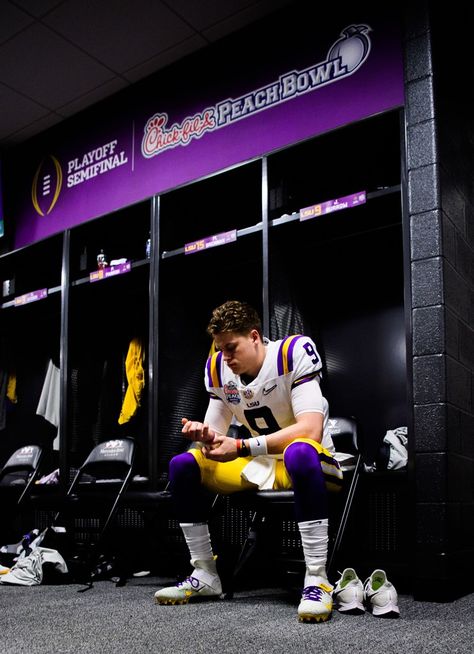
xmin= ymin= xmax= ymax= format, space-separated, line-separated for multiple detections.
xmin=364 ymin=569 xmax=400 ymax=617
xmin=154 ymin=565 xmax=222 ymax=605
xmin=332 ymin=568 xmax=365 ymax=614
xmin=298 ymin=582 xmax=333 ymax=623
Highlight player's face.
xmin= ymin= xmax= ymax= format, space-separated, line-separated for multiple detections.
xmin=214 ymin=330 xmax=260 ymax=376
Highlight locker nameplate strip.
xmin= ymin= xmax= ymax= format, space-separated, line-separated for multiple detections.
xmin=14 ymin=288 xmax=48 ymax=306
xmin=300 ymin=191 xmax=366 ymax=221
xmin=90 ymin=261 xmax=131 ymax=282
xmin=185 ymin=229 xmax=237 ymax=255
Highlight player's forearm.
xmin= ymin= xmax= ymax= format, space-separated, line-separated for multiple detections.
xmin=242 ymin=413 xmax=324 ymax=455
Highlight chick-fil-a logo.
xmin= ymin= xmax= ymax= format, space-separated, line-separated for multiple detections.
xmin=141 ymin=24 xmax=372 ymax=160
xmin=142 ymin=109 xmax=215 ymax=158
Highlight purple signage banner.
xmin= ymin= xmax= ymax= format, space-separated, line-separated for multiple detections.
xmin=185 ymin=229 xmax=237 ymax=255
xmin=14 ymin=288 xmax=48 ymax=306
xmin=300 ymin=191 xmax=367 ymax=221
xmin=90 ymin=261 xmax=131 ymax=282
xmin=12 ymin=12 xmax=404 ymax=249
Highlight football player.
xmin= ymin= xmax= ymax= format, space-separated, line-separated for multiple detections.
xmin=154 ymin=300 xmax=342 ymax=622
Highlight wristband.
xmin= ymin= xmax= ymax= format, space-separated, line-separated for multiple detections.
xmin=236 ymin=439 xmax=250 ymax=457
xmin=247 ymin=436 xmax=268 ymax=456
xmin=235 ymin=438 xmax=250 ymax=456
xmin=240 ymin=439 xmax=250 ymax=457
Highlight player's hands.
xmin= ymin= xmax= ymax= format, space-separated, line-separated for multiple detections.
xmin=202 ymin=434 xmax=238 ymax=462
xmin=181 ymin=419 xmax=240 ymax=461
xmin=181 ymin=418 xmax=216 ymax=445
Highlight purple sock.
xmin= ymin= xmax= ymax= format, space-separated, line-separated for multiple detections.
xmin=283 ymin=441 xmax=328 ymax=522
xmin=168 ymin=451 xmax=212 ymax=523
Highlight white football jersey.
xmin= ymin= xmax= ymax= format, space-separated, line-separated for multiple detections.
xmin=204 ymin=334 xmax=334 ymax=453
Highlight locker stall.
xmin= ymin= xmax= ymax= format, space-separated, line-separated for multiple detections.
xmin=66 ymin=201 xmax=152 ymax=477
xmin=261 ymin=108 xmax=411 ymax=582
xmin=0 ymin=234 xmax=64 ymax=468
xmin=267 ymin=108 xmax=408 ymax=462
xmin=0 ymin=236 xmax=63 ymax=544
xmin=156 ymin=161 xmax=264 ymax=484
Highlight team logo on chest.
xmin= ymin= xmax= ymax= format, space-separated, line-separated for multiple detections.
xmin=243 ymin=388 xmax=254 ymax=399
xmin=224 ymin=381 xmax=241 ymax=405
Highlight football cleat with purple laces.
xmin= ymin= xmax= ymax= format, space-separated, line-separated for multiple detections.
xmin=154 ymin=566 xmax=222 ymax=605
xmin=298 ymin=582 xmax=333 ymax=622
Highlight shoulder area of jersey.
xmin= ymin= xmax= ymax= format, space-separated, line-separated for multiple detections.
xmin=274 ymin=334 xmax=320 ymax=373
xmin=276 ymin=334 xmax=317 ymax=350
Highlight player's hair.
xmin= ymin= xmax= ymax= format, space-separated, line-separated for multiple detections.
xmin=207 ymin=300 xmax=262 ymax=337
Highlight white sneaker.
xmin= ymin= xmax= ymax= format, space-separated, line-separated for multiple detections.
xmin=298 ymin=581 xmax=333 ymax=622
xmin=332 ymin=568 xmax=365 ymax=614
xmin=154 ymin=561 xmax=222 ymax=605
xmin=364 ymin=569 xmax=400 ymax=617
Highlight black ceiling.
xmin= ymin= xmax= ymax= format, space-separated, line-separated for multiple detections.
xmin=0 ymin=0 xmax=296 ymax=151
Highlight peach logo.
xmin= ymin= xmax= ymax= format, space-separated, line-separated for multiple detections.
xmin=31 ymin=155 xmax=63 ymax=216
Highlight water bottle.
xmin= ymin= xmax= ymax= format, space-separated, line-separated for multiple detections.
xmin=145 ymin=234 xmax=151 ymax=259
xmin=97 ymin=249 xmax=107 ymax=270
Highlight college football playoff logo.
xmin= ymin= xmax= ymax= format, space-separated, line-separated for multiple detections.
xmin=31 ymin=155 xmax=63 ymax=216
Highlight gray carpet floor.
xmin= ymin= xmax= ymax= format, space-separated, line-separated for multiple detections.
xmin=1 ymin=576 xmax=473 ymax=654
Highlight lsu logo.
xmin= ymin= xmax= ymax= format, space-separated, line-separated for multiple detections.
xmin=31 ymin=155 xmax=63 ymax=216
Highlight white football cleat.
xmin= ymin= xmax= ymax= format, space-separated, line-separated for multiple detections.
xmin=154 ymin=560 xmax=222 ymax=605
xmin=298 ymin=581 xmax=333 ymax=623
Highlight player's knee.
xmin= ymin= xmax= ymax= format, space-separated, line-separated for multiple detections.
xmin=169 ymin=451 xmax=199 ymax=484
xmin=284 ymin=441 xmax=321 ymax=477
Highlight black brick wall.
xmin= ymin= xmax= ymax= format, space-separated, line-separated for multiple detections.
xmin=404 ymin=0 xmax=474 ymax=599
